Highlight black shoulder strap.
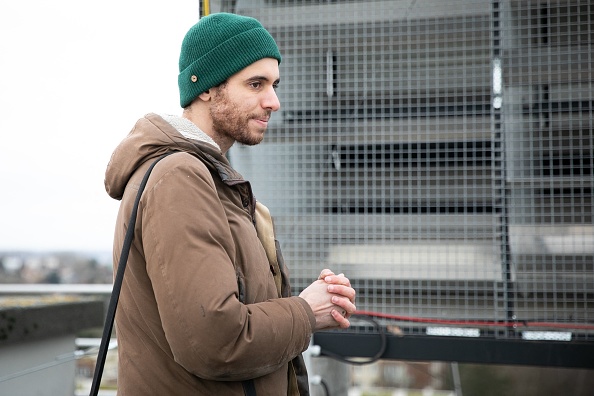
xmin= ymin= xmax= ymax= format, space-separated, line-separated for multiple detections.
xmin=90 ymin=152 xmax=173 ymax=396
xmin=242 ymin=379 xmax=257 ymax=396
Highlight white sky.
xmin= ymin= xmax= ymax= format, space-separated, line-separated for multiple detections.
xmin=0 ymin=1 xmax=199 ymax=252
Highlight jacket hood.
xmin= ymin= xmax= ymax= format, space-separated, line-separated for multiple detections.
xmin=105 ymin=113 xmax=232 ymax=200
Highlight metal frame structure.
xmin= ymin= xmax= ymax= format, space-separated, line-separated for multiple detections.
xmin=213 ymin=0 xmax=594 ymax=370
xmin=314 ymin=330 xmax=594 ymax=369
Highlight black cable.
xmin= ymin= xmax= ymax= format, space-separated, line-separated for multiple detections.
xmin=319 ymin=314 xmax=387 ymax=365
xmin=319 ymin=378 xmax=330 ymax=396
xmin=318 ymin=379 xmax=330 ymax=396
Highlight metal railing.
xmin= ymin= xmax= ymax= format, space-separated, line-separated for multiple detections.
xmin=0 ymin=283 xmax=113 ymax=396
xmin=0 ymin=284 xmax=113 ymax=294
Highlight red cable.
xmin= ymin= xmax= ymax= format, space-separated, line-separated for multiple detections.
xmin=354 ymin=310 xmax=594 ymax=331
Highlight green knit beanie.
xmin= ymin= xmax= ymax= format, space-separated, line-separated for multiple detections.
xmin=178 ymin=13 xmax=282 ymax=108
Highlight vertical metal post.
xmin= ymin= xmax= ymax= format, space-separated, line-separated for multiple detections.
xmin=199 ymin=0 xmax=210 ymax=18
xmin=492 ymin=0 xmax=515 ymax=332
xmin=451 ymin=362 xmax=464 ymax=396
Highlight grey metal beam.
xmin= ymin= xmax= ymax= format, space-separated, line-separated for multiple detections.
xmin=313 ymin=332 xmax=594 ymax=369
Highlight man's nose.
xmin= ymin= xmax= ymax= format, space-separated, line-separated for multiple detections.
xmin=263 ymin=87 xmax=281 ymax=111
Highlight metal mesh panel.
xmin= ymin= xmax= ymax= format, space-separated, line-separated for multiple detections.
xmin=219 ymin=0 xmax=594 ymax=343
xmin=503 ymin=0 xmax=594 ymax=340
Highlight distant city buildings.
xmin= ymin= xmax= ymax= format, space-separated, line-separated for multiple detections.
xmin=0 ymin=251 xmax=113 ymax=284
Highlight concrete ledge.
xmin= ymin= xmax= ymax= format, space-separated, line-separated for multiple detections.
xmin=0 ymin=295 xmax=104 ymax=345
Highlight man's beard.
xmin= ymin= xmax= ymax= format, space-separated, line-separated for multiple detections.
xmin=210 ymin=87 xmax=268 ymax=147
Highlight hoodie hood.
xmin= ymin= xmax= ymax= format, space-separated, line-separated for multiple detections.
xmin=105 ymin=113 xmax=229 ymax=200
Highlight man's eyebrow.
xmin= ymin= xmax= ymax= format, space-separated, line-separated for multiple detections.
xmin=247 ymin=75 xmax=281 ymax=84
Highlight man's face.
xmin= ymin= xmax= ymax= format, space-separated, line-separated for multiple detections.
xmin=209 ymin=58 xmax=280 ymax=147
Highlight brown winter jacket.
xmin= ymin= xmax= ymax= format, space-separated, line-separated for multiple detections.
xmin=104 ymin=113 xmax=315 ymax=395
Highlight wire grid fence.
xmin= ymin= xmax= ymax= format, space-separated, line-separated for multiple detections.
xmin=225 ymin=0 xmax=594 ymax=343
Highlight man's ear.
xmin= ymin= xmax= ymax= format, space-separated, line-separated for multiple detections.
xmin=198 ymin=90 xmax=211 ymax=102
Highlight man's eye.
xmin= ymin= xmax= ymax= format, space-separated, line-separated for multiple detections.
xmin=272 ymin=83 xmax=279 ymax=90
xmin=250 ymin=82 xmax=261 ymax=89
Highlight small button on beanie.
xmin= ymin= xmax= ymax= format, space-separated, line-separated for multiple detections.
xmin=178 ymin=12 xmax=282 ymax=108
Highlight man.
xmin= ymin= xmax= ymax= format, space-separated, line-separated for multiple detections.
xmin=104 ymin=12 xmax=356 ymax=395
